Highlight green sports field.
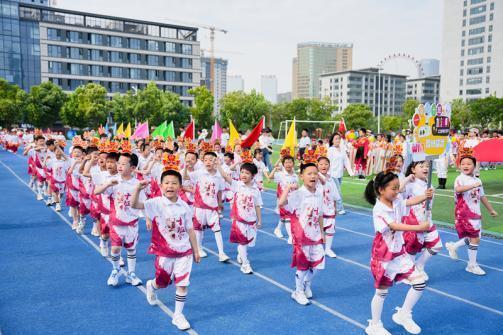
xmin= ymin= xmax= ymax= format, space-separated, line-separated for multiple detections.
xmin=263 ymin=145 xmax=503 ymax=236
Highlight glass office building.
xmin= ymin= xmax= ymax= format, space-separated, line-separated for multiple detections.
xmin=1 ymin=1 xmax=200 ymax=105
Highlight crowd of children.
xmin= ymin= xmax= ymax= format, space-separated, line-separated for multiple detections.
xmin=0 ymin=127 xmax=499 ymax=334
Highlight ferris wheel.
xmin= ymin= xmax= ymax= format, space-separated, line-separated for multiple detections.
xmin=378 ymin=53 xmax=425 ymax=78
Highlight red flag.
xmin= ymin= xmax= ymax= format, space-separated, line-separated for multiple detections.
xmin=241 ymin=117 xmax=264 ymax=149
xmin=338 ymin=118 xmax=346 ymax=133
xmin=183 ymin=119 xmax=195 ymax=140
xmin=473 ymin=139 xmax=503 ymax=162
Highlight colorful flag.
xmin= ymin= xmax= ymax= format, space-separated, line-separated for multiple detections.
xmin=183 ymin=119 xmax=195 ymax=140
xmin=131 ymin=121 xmax=149 ymax=139
xmin=228 ymin=119 xmax=240 ymax=147
xmin=338 ymin=117 xmax=347 ymax=134
xmin=241 ymin=116 xmax=264 ymax=149
xmin=116 ymin=123 xmax=124 ymax=136
xmin=282 ymin=119 xmax=297 ymax=156
xmin=163 ymin=121 xmax=175 ymax=139
xmin=124 ymin=123 xmax=131 ymax=138
xmin=151 ymin=121 xmax=167 ymax=139
xmin=211 ymin=120 xmax=222 ymax=142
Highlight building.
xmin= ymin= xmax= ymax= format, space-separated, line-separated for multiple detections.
xmin=320 ymin=68 xmax=407 ymax=116
xmin=227 ymin=75 xmax=244 ymax=92
xmin=293 ymin=42 xmax=353 ymax=99
xmin=277 ymin=91 xmax=292 ymax=103
xmin=0 ymin=1 xmax=201 ymax=105
xmin=201 ymin=56 xmax=227 ymax=114
xmin=406 ymin=75 xmax=441 ymax=103
xmin=420 ymin=59 xmax=440 ymax=76
xmin=260 ymin=75 xmax=277 ymax=103
xmin=441 ymin=0 xmax=502 ymax=102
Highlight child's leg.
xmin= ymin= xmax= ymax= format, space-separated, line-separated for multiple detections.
xmin=295 ymin=270 xmax=308 ymax=293
xmin=303 ymin=268 xmax=317 ymax=291
xmin=175 ymin=286 xmax=188 ymax=316
xmin=213 ymin=229 xmax=225 ymax=255
xmin=71 ymin=206 xmax=79 ymax=225
xmin=237 ymin=244 xmax=248 ymax=264
xmin=110 ymin=246 xmax=122 ymax=270
xmin=452 ymin=237 xmax=469 ymax=250
xmin=371 ymin=287 xmax=388 ymax=323
xmin=467 ymin=237 xmax=480 ymax=265
xmin=126 ymin=247 xmax=137 ymax=273
xmin=401 ymin=281 xmax=426 ymax=314
xmin=195 ymin=230 xmax=203 ymax=250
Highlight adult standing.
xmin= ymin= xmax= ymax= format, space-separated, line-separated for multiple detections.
xmin=298 ymin=129 xmax=310 ymax=159
xmin=259 ymin=128 xmax=274 ymax=171
xmin=221 ymin=128 xmax=230 ymax=147
xmin=328 ymin=133 xmax=354 ymax=215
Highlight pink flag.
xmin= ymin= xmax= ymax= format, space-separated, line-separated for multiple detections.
xmin=211 ymin=120 xmax=222 ymax=142
xmin=131 ymin=121 xmax=149 ymax=139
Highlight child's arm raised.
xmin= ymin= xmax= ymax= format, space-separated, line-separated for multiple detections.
xmin=389 ymin=221 xmax=430 ymax=232
xmin=131 ymin=179 xmax=149 ymax=209
xmin=94 ymin=178 xmax=118 ymax=195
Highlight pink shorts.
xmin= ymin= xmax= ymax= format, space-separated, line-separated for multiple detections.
xmin=110 ymin=224 xmax=138 ymax=248
xmin=155 ymin=255 xmax=193 ymax=288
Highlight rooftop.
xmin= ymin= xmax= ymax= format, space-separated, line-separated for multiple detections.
xmin=320 ymin=67 xmax=408 ymax=78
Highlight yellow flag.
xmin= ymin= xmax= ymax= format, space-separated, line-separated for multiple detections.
xmin=229 ymin=119 xmax=240 ymax=148
xmin=124 ymin=123 xmax=131 ymax=138
xmin=282 ymin=119 xmax=297 ymax=156
xmin=116 ymin=123 xmax=124 ymax=136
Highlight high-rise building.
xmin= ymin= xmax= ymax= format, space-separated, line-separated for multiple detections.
xmin=0 ymin=1 xmax=201 ymax=105
xmin=320 ymin=68 xmax=407 ymax=116
xmin=260 ymin=75 xmax=277 ymax=103
xmin=201 ymin=56 xmax=227 ymax=114
xmin=406 ymin=75 xmax=441 ymax=103
xmin=441 ymin=0 xmax=502 ymax=102
xmin=227 ymin=75 xmax=244 ymax=92
xmin=293 ymin=42 xmax=353 ymax=99
xmin=277 ymin=92 xmax=292 ymax=103
xmin=420 ymin=59 xmax=440 ymax=77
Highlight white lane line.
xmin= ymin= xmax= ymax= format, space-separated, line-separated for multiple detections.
xmin=0 ymin=158 xmax=198 ymax=335
xmin=247 ymin=218 xmax=503 ymax=317
xmin=202 ymin=234 xmax=366 ymax=330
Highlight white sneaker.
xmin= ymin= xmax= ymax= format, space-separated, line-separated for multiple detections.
xmin=465 ymin=263 xmax=486 ymax=276
xmin=199 ymin=248 xmax=208 ymax=258
xmin=119 ymin=256 xmax=125 ymax=267
xmin=365 ymin=320 xmax=391 ymax=335
xmin=392 ymin=307 xmax=421 ymax=334
xmin=45 ymin=199 xmax=52 ymax=206
xmin=273 ymin=227 xmax=284 ymax=238
xmin=100 ymin=245 xmax=108 ymax=257
xmin=325 ymin=249 xmax=337 ymax=258
xmin=55 ymin=203 xmax=61 ymax=211
xmin=125 ymin=272 xmax=142 ymax=286
xmin=76 ymin=222 xmax=84 ymax=235
xmin=219 ymin=212 xmax=224 ymax=219
xmin=338 ymin=210 xmax=346 ymax=215
xmin=107 ymin=269 xmax=121 ymax=286
xmin=291 ymin=291 xmax=310 ymax=305
xmin=287 ymin=237 xmax=292 ymax=245
xmin=445 ymin=242 xmax=459 ymax=260
xmin=146 ymin=280 xmax=158 ymax=305
xmin=218 ymin=253 xmax=230 ymax=262
xmin=240 ymin=263 xmax=253 ymax=274
xmin=37 ymin=193 xmax=43 ymax=201
xmin=172 ymin=313 xmax=191 ymax=331
xmin=71 ymin=222 xmax=78 ymax=230
xmin=91 ymin=223 xmax=100 ymax=237
xmin=304 ymin=286 xmax=313 ymax=299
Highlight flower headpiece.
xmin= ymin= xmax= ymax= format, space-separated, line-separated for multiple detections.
xmin=72 ymin=136 xmax=83 ymax=147
xmin=120 ymin=140 xmax=132 ymax=154
xmin=302 ymin=149 xmax=318 ymax=164
xmin=280 ymin=148 xmax=293 ymax=159
xmin=200 ymin=141 xmax=214 ymax=153
xmin=384 ymin=155 xmax=399 ymax=173
xmin=98 ymin=139 xmax=107 ymax=153
xmin=456 ymin=146 xmax=474 ymax=166
xmin=106 ymin=140 xmax=120 ymax=154
xmin=315 ymin=146 xmax=327 ymax=159
xmin=89 ymin=137 xmax=100 ymax=148
xmin=162 ymin=153 xmax=180 ymax=172
xmin=240 ymin=149 xmax=254 ymax=163
xmin=186 ymin=142 xmax=197 ymax=154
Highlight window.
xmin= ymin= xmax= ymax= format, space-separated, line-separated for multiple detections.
xmin=462 ymin=30 xmax=466 ymax=37
xmin=470 ymin=16 xmax=485 ymax=25
xmin=110 ymin=51 xmax=121 ymax=63
xmin=181 ymin=72 xmax=192 ymax=83
xmin=68 ymin=31 xmax=82 ymax=43
xmin=148 ymin=69 xmax=159 ymax=80
xmin=467 ymin=77 xmax=482 ymax=85
xmin=124 ymin=21 xmax=147 ymax=34
xmin=161 ymin=27 xmax=177 ymax=39
xmin=486 ymin=65 xmax=490 ymax=73
xmin=147 ymin=25 xmax=160 ymax=37
xmin=487 ymin=56 xmax=491 ymax=63
xmin=130 ymin=68 xmax=141 ymax=79
xmin=485 ymin=87 xmax=490 ymax=94
xmin=468 ymin=36 xmax=484 ymax=45
xmin=48 ymin=61 xmax=62 ymax=73
xmin=489 ymin=24 xmax=493 ymax=31
xmin=462 ymin=39 xmax=465 ymax=47
xmin=165 ymin=56 xmax=175 ymax=67
xmin=89 ymin=49 xmax=105 ymax=61
xmin=165 ymin=42 xmax=176 ymax=52
xmin=181 ymin=44 xmax=192 ymax=55
xmin=90 ymin=33 xmax=103 ymax=45
xmin=90 ymin=65 xmax=104 ymax=77
xmin=147 ymin=55 xmax=159 ymax=66
xmin=129 ymin=38 xmax=141 ymax=49
xmin=165 ymin=71 xmax=175 ymax=81
xmin=47 ymin=28 xmax=60 ymax=40
xmin=70 ymin=63 xmax=85 ymax=75
xmin=129 ymin=53 xmax=141 ymax=64
xmin=471 ymin=0 xmax=486 ymax=4
xmin=111 ymin=67 xmax=123 ymax=78
xmin=460 ymin=69 xmax=464 ymax=76
xmin=467 ymin=57 xmax=483 ymax=65
xmin=147 ymin=40 xmax=159 ymax=51
xmin=486 ymin=76 xmax=490 ymax=83
xmin=48 ymin=45 xmax=62 ymax=57
xmin=110 ymin=36 xmax=122 ymax=48
xmin=488 ymin=34 xmax=492 ymax=42
xmin=460 ymin=79 xmax=464 ymax=86
xmin=461 ymin=49 xmax=465 ymax=56
xmin=468 ymin=46 xmax=484 ymax=55
xmin=467 ymin=67 xmax=483 ymax=75
xmin=490 ymin=2 xmax=494 ymax=10
xmin=69 ymin=47 xmax=83 ymax=59
xmin=469 ymin=27 xmax=485 ymax=35
xmin=466 ymin=89 xmax=482 ymax=95
xmin=85 ymin=16 xmax=123 ymax=31
xmin=488 ymin=45 xmax=492 ymax=52
xmin=181 ymin=58 xmax=192 ymax=69
xmin=489 ymin=13 xmax=493 ymax=20
xmin=470 ymin=5 xmax=486 ymax=14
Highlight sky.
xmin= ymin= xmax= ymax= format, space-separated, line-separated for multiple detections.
xmin=56 ymin=0 xmax=444 ymax=93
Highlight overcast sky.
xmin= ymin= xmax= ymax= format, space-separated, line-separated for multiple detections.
xmin=56 ymin=0 xmax=443 ymax=93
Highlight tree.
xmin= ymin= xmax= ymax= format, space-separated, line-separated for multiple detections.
xmin=188 ymin=86 xmax=214 ymax=130
xmin=25 ymin=81 xmax=66 ymax=128
xmin=450 ymin=98 xmax=472 ymax=130
xmin=108 ymin=91 xmax=136 ymax=125
xmin=60 ymin=83 xmax=107 ymax=129
xmin=0 ymin=79 xmax=26 ymax=127
xmin=402 ymin=98 xmax=420 ymax=124
xmin=381 ymin=115 xmax=403 ymax=132
xmin=339 ymin=104 xmax=375 ymax=130
xmin=469 ymin=96 xmax=503 ymax=128
xmin=219 ymin=90 xmax=271 ymax=130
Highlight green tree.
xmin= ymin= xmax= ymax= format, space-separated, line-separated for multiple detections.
xmin=0 ymin=79 xmax=26 ymax=127
xmin=108 ymin=91 xmax=136 ymax=124
xmin=188 ymin=86 xmax=214 ymax=130
xmin=60 ymin=83 xmax=107 ymax=129
xmin=381 ymin=115 xmax=403 ymax=132
xmin=219 ymin=90 xmax=271 ymax=131
xmin=402 ymin=98 xmax=420 ymax=124
xmin=25 ymin=81 xmax=66 ymax=128
xmin=339 ymin=104 xmax=375 ymax=130
xmin=450 ymin=98 xmax=472 ymax=130
xmin=469 ymin=96 xmax=503 ymax=128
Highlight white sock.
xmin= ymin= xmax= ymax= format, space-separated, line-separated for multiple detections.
xmin=402 ymin=283 xmax=426 ymax=314
xmin=126 ymin=248 xmax=136 ymax=273
xmin=453 ymin=237 xmax=469 ymax=249
xmin=371 ymin=289 xmax=387 ymax=323
xmin=285 ymin=220 xmax=292 ymax=239
xmin=214 ymin=231 xmax=225 ymax=255
xmin=93 ymin=220 xmax=99 ymax=231
xmin=111 ymin=251 xmax=120 ymax=270
xmin=276 ymin=220 xmax=283 ymax=230
xmin=303 ymin=268 xmax=317 ymax=290
xmin=468 ymin=244 xmax=478 ymax=265
xmin=99 ymin=238 xmax=106 ymax=248
xmin=174 ymin=290 xmax=187 ymax=315
xmin=195 ymin=230 xmax=203 ymax=249
xmin=237 ymin=244 xmax=248 ymax=264
xmin=295 ymin=270 xmax=308 ymax=293
xmin=416 ymin=249 xmax=434 ymax=269
xmin=325 ymin=235 xmax=334 ymax=252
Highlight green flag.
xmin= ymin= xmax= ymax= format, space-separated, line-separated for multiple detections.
xmin=163 ymin=121 xmax=175 ymax=139
xmin=151 ymin=121 xmax=167 ymax=139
